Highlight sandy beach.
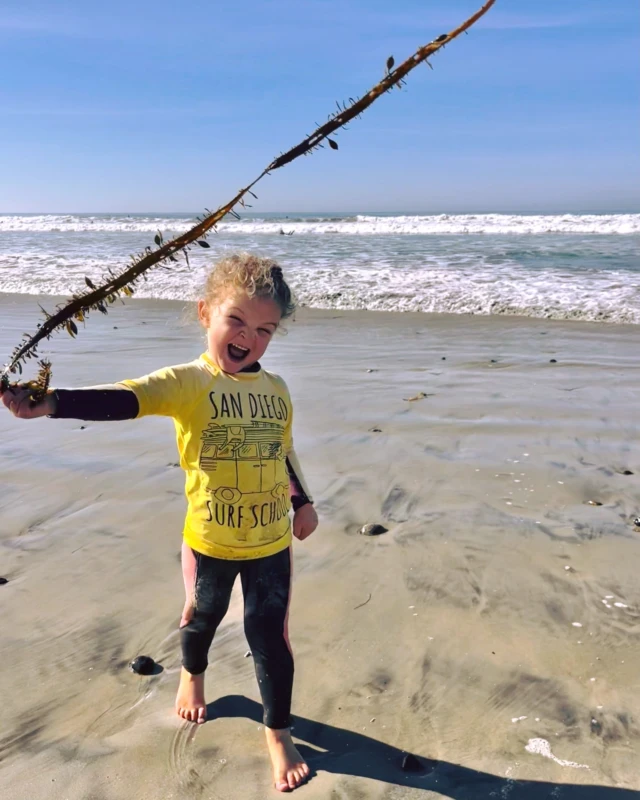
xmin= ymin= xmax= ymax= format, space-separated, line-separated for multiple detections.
xmin=1 ymin=291 xmax=640 ymax=799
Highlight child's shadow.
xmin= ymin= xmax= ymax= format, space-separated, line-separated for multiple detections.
xmin=207 ymin=695 xmax=639 ymax=798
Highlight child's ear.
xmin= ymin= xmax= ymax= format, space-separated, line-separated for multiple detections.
xmin=197 ymin=299 xmax=210 ymax=327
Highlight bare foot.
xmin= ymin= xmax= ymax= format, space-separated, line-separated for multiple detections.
xmin=175 ymin=667 xmax=207 ymax=724
xmin=265 ymin=727 xmax=310 ymax=792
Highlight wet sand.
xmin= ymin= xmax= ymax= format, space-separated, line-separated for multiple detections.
xmin=1 ymin=292 xmax=640 ymax=799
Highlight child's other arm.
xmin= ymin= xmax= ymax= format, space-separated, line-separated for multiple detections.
xmin=1 ymin=385 xmax=138 ymax=421
xmin=286 ymin=450 xmax=318 ymax=541
xmin=286 ymin=452 xmax=313 ymax=511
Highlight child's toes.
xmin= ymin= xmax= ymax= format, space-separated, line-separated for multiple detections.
xmin=275 ymin=779 xmax=289 ymax=792
xmin=196 ymin=706 xmax=206 ymax=724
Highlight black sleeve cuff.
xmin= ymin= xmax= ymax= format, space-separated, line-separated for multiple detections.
xmin=291 ymin=496 xmax=313 ymax=512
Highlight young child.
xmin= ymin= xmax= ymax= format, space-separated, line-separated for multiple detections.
xmin=1 ymin=253 xmax=318 ymax=793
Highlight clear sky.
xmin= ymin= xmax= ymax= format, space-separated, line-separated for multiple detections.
xmin=1 ymin=0 xmax=638 ymax=213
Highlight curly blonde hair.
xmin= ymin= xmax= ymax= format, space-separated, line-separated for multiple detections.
xmin=203 ymin=252 xmax=296 ymax=319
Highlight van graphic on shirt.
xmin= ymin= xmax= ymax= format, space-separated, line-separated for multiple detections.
xmin=199 ymin=420 xmax=287 ymax=505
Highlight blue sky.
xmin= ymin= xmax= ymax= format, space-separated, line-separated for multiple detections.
xmin=1 ymin=0 xmax=638 ymax=213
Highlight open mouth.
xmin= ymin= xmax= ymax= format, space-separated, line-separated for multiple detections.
xmin=227 ymin=343 xmax=250 ymax=363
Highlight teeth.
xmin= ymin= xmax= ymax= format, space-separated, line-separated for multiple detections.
xmin=230 ymin=343 xmax=249 ymax=354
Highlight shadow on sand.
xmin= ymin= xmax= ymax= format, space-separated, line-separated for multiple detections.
xmin=206 ymin=695 xmax=638 ymax=798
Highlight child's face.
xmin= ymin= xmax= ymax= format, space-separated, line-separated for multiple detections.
xmin=198 ymin=291 xmax=281 ymax=373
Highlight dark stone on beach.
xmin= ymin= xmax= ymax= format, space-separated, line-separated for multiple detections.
xmin=244 ymin=650 xmax=252 ymax=658
xmin=441 ymin=357 xmax=446 ymax=360
xmin=622 ymin=470 xmax=634 ymax=476
xmin=369 ymin=427 xmax=382 ymax=433
xmin=130 ymin=655 xmax=156 ymax=675
xmin=113 ymin=326 xmax=118 ymax=329
xmin=633 ymin=518 xmax=640 ymax=528
xmin=80 ymin=426 xmax=86 ymax=430
xmin=0 ymin=577 xmax=8 ymax=585
xmin=401 ymin=753 xmax=423 ymax=772
xmin=167 ymin=462 xmax=180 ymax=468
xmin=550 ymin=359 xmax=557 ymax=363
xmin=586 ymin=500 xmax=602 ymax=506
xmin=490 ymin=359 xmax=497 ymax=363
xmin=360 ymin=524 xmax=388 ymax=537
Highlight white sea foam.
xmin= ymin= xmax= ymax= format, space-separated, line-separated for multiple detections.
xmin=1 ymin=213 xmax=639 ymax=235
xmin=1 ymin=213 xmax=639 ymax=324
xmin=525 ymin=738 xmax=589 ymax=769
xmin=1 ymin=256 xmax=639 ymax=324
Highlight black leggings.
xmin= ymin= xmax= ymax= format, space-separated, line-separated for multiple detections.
xmin=181 ymin=547 xmax=293 ymax=730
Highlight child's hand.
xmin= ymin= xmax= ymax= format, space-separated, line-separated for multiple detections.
xmin=1 ymin=386 xmax=55 ymax=419
xmin=293 ymin=503 xmax=318 ymax=541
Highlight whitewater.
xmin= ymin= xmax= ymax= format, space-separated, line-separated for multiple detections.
xmin=1 ymin=212 xmax=639 ymax=323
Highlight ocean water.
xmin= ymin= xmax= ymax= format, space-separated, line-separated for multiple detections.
xmin=1 ymin=211 xmax=639 ymax=324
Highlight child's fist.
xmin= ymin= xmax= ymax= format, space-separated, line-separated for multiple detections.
xmin=293 ymin=503 xmax=318 ymax=541
xmin=1 ymin=387 xmax=55 ymax=419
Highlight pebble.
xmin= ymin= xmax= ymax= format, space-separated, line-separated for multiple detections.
xmin=0 ymin=577 xmax=8 ymax=585
xmin=550 ymin=359 xmax=557 ymax=363
xmin=244 ymin=650 xmax=252 ymax=658
xmin=404 ymin=392 xmax=428 ymax=402
xmin=130 ymin=655 xmax=156 ymax=675
xmin=633 ymin=518 xmax=640 ymax=527
xmin=622 ymin=470 xmax=634 ymax=475
xmin=401 ymin=753 xmax=423 ymax=773
xmin=586 ymin=500 xmax=602 ymax=506
xmin=369 ymin=427 xmax=382 ymax=433
xmin=360 ymin=524 xmax=389 ymax=536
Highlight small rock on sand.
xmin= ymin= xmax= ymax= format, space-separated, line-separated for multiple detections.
xmin=130 ymin=655 xmax=156 ymax=675
xmin=360 ymin=524 xmax=389 ymax=536
xmin=403 ymin=392 xmax=428 ymax=402
xmin=401 ymin=753 xmax=423 ymax=772
xmin=0 ymin=577 xmax=8 ymax=585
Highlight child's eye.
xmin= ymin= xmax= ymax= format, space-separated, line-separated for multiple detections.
xmin=229 ymin=315 xmax=243 ymax=324
xmin=257 ymin=328 xmax=273 ymax=337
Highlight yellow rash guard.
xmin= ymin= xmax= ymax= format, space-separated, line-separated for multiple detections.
xmin=120 ymin=353 xmax=311 ymax=560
